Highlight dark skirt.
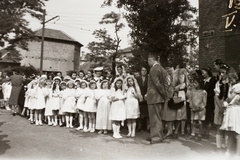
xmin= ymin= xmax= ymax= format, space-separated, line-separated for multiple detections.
xmin=18 ymin=86 xmax=26 ymax=112
xmin=205 ymin=96 xmax=215 ymax=124
xmin=18 ymin=86 xmax=25 ymax=106
xmin=139 ymin=101 xmax=149 ymax=118
xmin=9 ymin=85 xmax=22 ymax=105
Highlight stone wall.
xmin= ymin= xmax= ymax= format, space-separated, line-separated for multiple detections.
xmin=199 ymin=0 xmax=226 ymax=69
xmin=19 ymin=40 xmax=79 ymax=75
xmin=199 ymin=0 xmax=240 ymax=70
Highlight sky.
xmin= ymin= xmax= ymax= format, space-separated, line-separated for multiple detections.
xmin=27 ymin=0 xmax=199 ymax=54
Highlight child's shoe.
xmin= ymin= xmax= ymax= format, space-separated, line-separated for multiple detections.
xmin=113 ymin=133 xmax=122 ymax=139
xmin=90 ymin=128 xmax=95 ymax=133
xmin=84 ymin=128 xmax=91 ymax=132
xmin=48 ymin=121 xmax=52 ymax=126
xmin=76 ymin=126 xmax=83 ymax=131
xmin=66 ymin=123 xmax=70 ymax=128
xmin=69 ymin=125 xmax=74 ymax=129
xmin=59 ymin=122 xmax=64 ymax=127
xmin=5 ymin=106 xmax=11 ymax=111
xmin=126 ymin=132 xmax=132 ymax=137
xmin=53 ymin=122 xmax=58 ymax=127
xmin=35 ymin=120 xmax=39 ymax=126
xmin=118 ymin=133 xmax=123 ymax=138
xmin=98 ymin=130 xmax=103 ymax=134
xmin=39 ymin=120 xmax=43 ymax=126
xmin=83 ymin=127 xmax=88 ymax=132
xmin=103 ymin=130 xmax=108 ymax=134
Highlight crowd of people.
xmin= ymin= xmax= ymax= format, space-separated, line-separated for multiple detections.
xmin=0 ymin=56 xmax=240 ymax=158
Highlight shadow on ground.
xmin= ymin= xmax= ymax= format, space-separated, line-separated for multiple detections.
xmin=0 ymin=122 xmax=11 ymax=155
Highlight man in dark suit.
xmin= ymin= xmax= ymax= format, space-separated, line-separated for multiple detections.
xmin=146 ymin=55 xmax=169 ymax=144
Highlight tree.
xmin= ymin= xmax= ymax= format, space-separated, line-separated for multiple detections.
xmin=87 ymin=11 xmax=124 ymax=75
xmin=103 ymin=0 xmax=197 ymax=68
xmin=0 ymin=0 xmax=47 ymax=50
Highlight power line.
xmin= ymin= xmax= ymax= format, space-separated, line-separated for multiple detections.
xmin=52 ymin=23 xmax=92 ymax=32
xmin=46 ymin=11 xmax=103 ymax=15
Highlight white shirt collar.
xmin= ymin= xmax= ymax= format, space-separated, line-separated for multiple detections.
xmin=204 ymin=77 xmax=211 ymax=83
xmin=153 ymin=62 xmax=159 ymax=67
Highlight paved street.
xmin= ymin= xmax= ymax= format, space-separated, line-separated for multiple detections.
xmin=0 ymin=109 xmax=228 ymax=160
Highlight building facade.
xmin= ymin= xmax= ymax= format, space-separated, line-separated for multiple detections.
xmin=199 ymin=0 xmax=240 ymax=70
xmin=18 ymin=28 xmax=83 ymax=75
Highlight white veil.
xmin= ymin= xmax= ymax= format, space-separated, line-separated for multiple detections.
xmin=124 ymin=75 xmax=143 ymax=102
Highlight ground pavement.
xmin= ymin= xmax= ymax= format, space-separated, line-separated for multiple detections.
xmin=0 ymin=109 xmax=230 ymax=160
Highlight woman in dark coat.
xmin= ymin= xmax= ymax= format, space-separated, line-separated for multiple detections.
xmin=8 ymin=70 xmax=24 ymax=116
xmin=201 ymin=68 xmax=216 ymax=138
xmin=136 ymin=67 xmax=149 ymax=131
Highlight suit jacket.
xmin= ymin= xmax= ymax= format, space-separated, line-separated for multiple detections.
xmin=147 ymin=63 xmax=169 ymax=105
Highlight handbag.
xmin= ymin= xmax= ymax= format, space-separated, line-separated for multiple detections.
xmin=168 ymin=69 xmax=186 ymax=110
xmin=168 ymin=93 xmax=184 ymax=110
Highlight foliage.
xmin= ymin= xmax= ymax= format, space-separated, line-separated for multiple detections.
xmin=103 ymin=0 xmax=198 ymax=68
xmin=87 ymin=11 xmax=124 ymax=73
xmin=0 ymin=0 xmax=47 ymax=50
xmin=2 ymin=65 xmax=39 ymax=77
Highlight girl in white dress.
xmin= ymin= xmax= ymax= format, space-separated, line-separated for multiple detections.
xmin=75 ymin=80 xmax=88 ymax=131
xmin=2 ymin=78 xmax=12 ymax=111
xmin=22 ymin=81 xmax=32 ymax=116
xmin=62 ymin=80 xmax=76 ymax=128
xmin=96 ymin=80 xmax=112 ymax=134
xmin=45 ymin=80 xmax=53 ymax=126
xmin=109 ymin=77 xmax=126 ymax=139
xmin=51 ymin=76 xmax=61 ymax=126
xmin=214 ymin=64 xmax=231 ymax=150
xmin=84 ymin=80 xmax=97 ymax=132
xmin=125 ymin=76 xmax=142 ymax=138
xmin=58 ymin=81 xmax=67 ymax=127
xmin=26 ymin=80 xmax=38 ymax=124
xmin=33 ymin=80 xmax=48 ymax=126
xmin=187 ymin=78 xmax=207 ymax=141
xmin=220 ymin=72 xmax=240 ymax=157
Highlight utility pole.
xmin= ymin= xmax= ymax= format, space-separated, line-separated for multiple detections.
xmin=40 ymin=9 xmax=46 ymax=75
xmin=40 ymin=10 xmax=59 ymax=75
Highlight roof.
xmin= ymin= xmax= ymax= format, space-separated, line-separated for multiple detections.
xmin=119 ymin=46 xmax=133 ymax=53
xmin=0 ymin=49 xmax=21 ymax=63
xmin=35 ymin=28 xmax=83 ymax=46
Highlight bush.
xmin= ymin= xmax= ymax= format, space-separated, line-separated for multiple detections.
xmin=2 ymin=65 xmax=39 ymax=77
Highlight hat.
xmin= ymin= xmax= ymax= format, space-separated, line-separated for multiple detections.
xmin=66 ymin=80 xmax=75 ymax=86
xmin=112 ymin=77 xmax=124 ymax=85
xmin=89 ymin=79 xmax=96 ymax=84
xmin=41 ymin=74 xmax=47 ymax=79
xmin=74 ymin=78 xmax=81 ymax=83
xmin=53 ymin=76 xmax=62 ymax=81
xmin=94 ymin=67 xmax=104 ymax=72
xmin=60 ymin=81 xmax=67 ymax=85
xmin=80 ymin=79 xmax=88 ymax=86
xmin=100 ymin=79 xmax=109 ymax=89
xmin=63 ymin=75 xmax=72 ymax=81
xmin=88 ymin=80 xmax=97 ymax=88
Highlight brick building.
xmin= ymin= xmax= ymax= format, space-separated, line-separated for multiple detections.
xmin=199 ymin=0 xmax=240 ymax=70
xmin=18 ymin=28 xmax=83 ymax=75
